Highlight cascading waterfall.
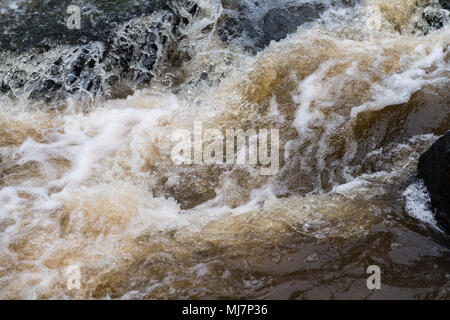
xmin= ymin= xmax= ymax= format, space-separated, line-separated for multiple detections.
xmin=0 ymin=0 xmax=449 ymax=299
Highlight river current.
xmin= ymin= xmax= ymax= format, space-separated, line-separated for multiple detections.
xmin=0 ymin=0 xmax=449 ymax=299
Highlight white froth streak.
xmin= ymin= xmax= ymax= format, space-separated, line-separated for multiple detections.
xmin=289 ymin=28 xmax=449 ymax=137
xmin=402 ymin=180 xmax=441 ymax=230
xmin=350 ymin=36 xmax=449 ymax=118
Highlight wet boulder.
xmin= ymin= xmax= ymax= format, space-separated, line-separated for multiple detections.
xmin=418 ymin=131 xmax=450 ymax=233
xmin=0 ymin=80 xmax=10 ymax=94
xmin=423 ymin=2 xmax=450 ymax=30
xmin=0 ymin=0 xmax=175 ymax=53
xmin=260 ymin=5 xmax=325 ymax=48
xmin=440 ymin=0 xmax=450 ymax=11
xmin=218 ymin=0 xmax=358 ymax=51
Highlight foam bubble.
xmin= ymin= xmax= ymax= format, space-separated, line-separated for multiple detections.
xmin=403 ymin=180 xmax=439 ymax=229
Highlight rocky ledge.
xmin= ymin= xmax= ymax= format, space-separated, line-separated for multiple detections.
xmin=0 ymin=0 xmax=197 ymax=105
xmin=217 ymin=0 xmax=449 ymax=52
xmin=418 ymin=131 xmax=450 ymax=233
xmin=218 ymin=0 xmax=358 ymax=52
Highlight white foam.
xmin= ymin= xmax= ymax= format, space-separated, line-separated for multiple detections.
xmin=402 ymin=180 xmax=439 ymax=229
xmin=292 ymin=59 xmax=336 ymax=135
xmin=350 ymin=39 xmax=449 ymax=118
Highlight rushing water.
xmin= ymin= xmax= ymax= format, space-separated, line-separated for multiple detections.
xmin=0 ymin=0 xmax=449 ymax=299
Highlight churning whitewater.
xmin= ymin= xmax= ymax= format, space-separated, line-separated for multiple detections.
xmin=0 ymin=0 xmax=449 ymax=299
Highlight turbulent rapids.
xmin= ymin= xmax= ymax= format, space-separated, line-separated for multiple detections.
xmin=0 ymin=0 xmax=449 ymax=299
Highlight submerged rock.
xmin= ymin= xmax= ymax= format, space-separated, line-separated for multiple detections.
xmin=418 ymin=131 xmax=450 ymax=233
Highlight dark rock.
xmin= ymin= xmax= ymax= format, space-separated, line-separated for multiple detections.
xmin=260 ymin=5 xmax=324 ymax=48
xmin=218 ymin=0 xmax=359 ymax=52
xmin=49 ymin=64 xmax=60 ymax=76
xmin=28 ymin=79 xmax=63 ymax=102
xmin=65 ymin=74 xmax=77 ymax=86
xmin=143 ymin=56 xmax=156 ymax=69
xmin=0 ymin=1 xmax=198 ymax=105
xmin=423 ymin=8 xmax=447 ymax=30
xmin=9 ymin=71 xmax=27 ymax=89
xmin=420 ymin=0 xmax=450 ymax=31
xmin=136 ymin=72 xmax=151 ymax=86
xmin=418 ymin=131 xmax=450 ymax=233
xmin=440 ymin=0 xmax=450 ymax=11
xmin=340 ymin=0 xmax=358 ymax=6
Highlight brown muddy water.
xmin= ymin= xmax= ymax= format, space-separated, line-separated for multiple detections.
xmin=0 ymin=0 xmax=449 ymax=299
